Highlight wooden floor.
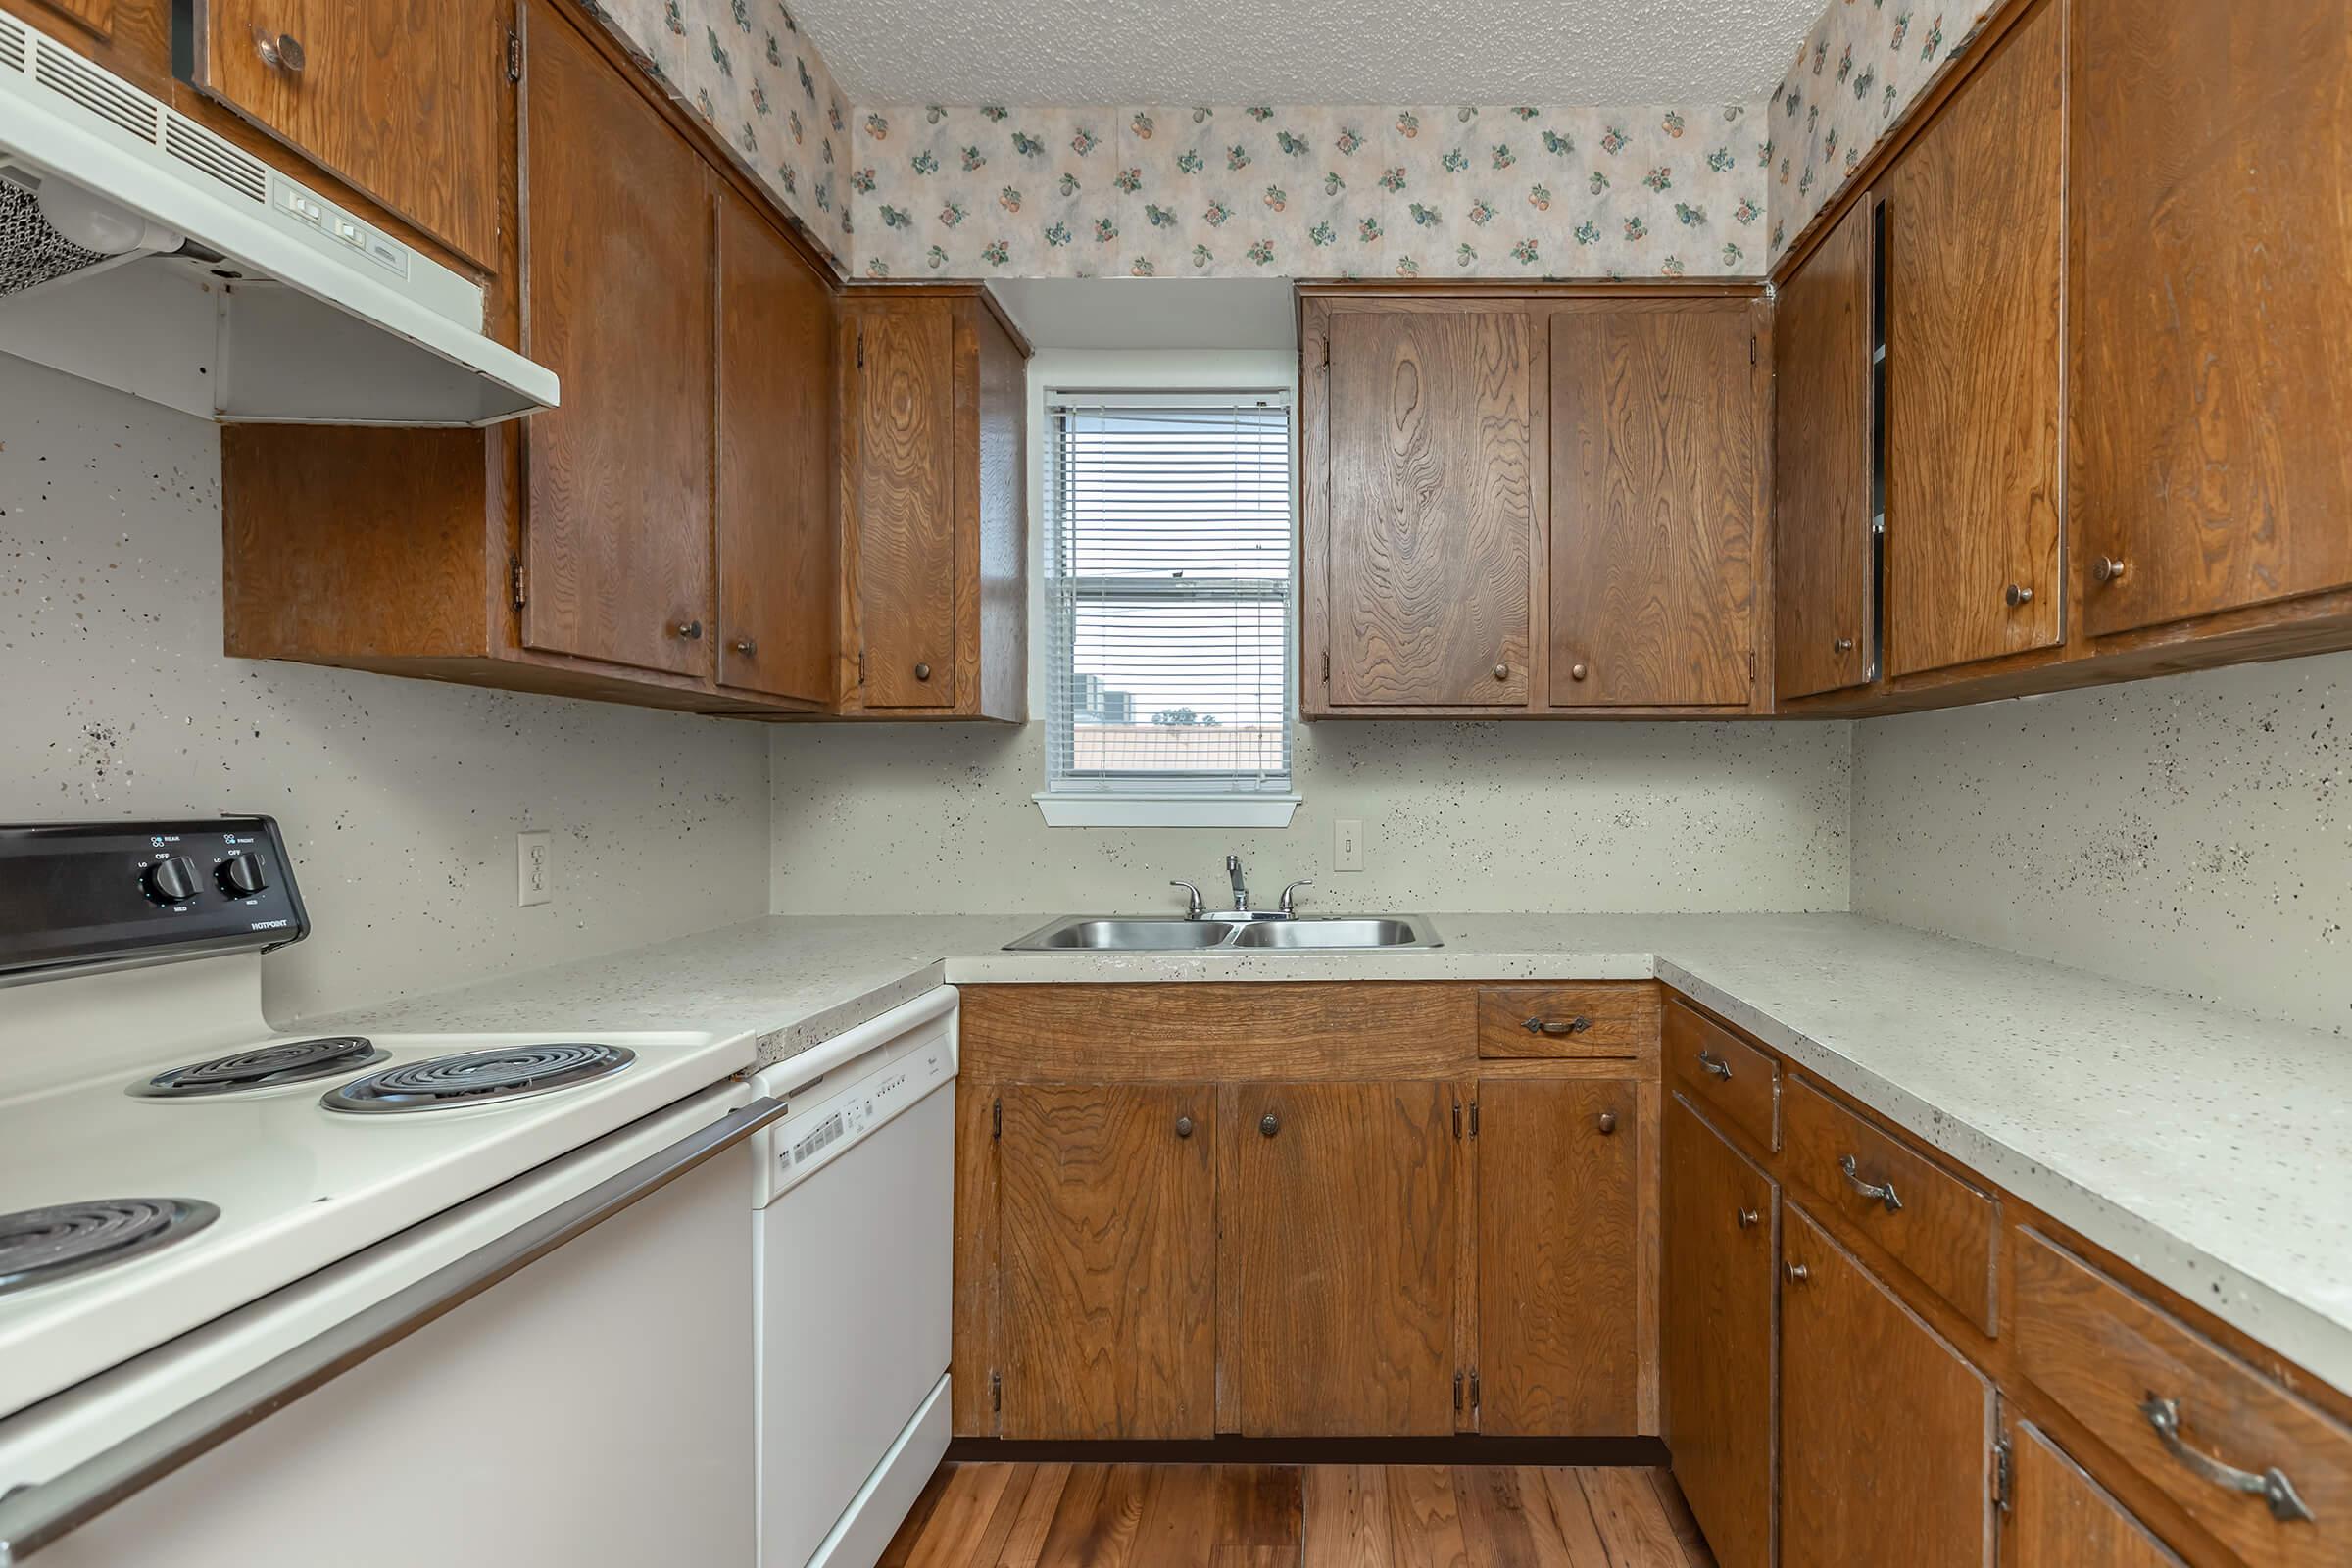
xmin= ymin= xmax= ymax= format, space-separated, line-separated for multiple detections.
xmin=880 ymin=1462 xmax=1716 ymax=1567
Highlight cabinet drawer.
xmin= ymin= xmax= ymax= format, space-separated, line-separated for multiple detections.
xmin=1663 ymin=1002 xmax=1778 ymax=1151
xmin=1476 ymin=984 xmax=1658 ymax=1059
xmin=1782 ymin=1076 xmax=1998 ymax=1334
xmin=2015 ymin=1229 xmax=2352 ymax=1568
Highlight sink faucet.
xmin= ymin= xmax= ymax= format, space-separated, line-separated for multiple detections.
xmin=1226 ymin=853 xmax=1250 ymax=912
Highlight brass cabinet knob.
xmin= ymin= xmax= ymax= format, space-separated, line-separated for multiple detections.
xmin=1596 ymin=1110 xmax=1618 ymax=1135
xmin=1492 ymin=662 xmax=1509 ymax=681
xmin=2005 ymin=583 xmax=2034 ymax=608
xmin=1258 ymin=1111 xmax=1281 ymax=1138
xmin=251 ymin=25 xmax=305 ymax=73
xmin=1569 ymin=662 xmax=1591 ymax=682
xmin=1736 ymin=1207 xmax=1760 ymax=1230
xmin=2092 ymin=555 xmax=2128 ymax=584
xmin=913 ymin=662 xmax=932 ymax=681
xmin=1175 ymin=1115 xmax=1195 ymax=1140
xmin=672 ymin=618 xmax=704 ymax=640
xmin=1833 ymin=636 xmax=1855 ymax=653
xmin=732 ymin=638 xmax=757 ymax=657
xmin=1785 ymin=1260 xmax=1810 ymax=1285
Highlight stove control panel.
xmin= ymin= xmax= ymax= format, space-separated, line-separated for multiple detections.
xmin=0 ymin=818 xmax=310 ymax=979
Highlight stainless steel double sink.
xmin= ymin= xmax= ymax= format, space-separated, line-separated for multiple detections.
xmin=1004 ymin=914 xmax=1443 ymax=952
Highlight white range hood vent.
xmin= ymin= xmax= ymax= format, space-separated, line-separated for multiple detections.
xmin=0 ymin=12 xmax=558 ymax=425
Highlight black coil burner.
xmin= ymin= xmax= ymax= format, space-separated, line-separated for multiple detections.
xmin=132 ymin=1036 xmax=388 ymax=1099
xmin=0 ymin=1198 xmax=220 ymax=1297
xmin=319 ymin=1044 xmax=635 ymax=1115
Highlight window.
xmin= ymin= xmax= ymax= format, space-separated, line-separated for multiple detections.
xmin=1039 ymin=390 xmax=1296 ymax=826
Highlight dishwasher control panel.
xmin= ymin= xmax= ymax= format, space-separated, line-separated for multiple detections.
xmin=760 ymin=1020 xmax=953 ymax=1202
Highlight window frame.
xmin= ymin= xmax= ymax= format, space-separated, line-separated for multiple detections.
xmin=1029 ymin=364 xmax=1300 ymax=829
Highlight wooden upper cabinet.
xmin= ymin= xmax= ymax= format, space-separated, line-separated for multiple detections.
xmin=188 ymin=0 xmax=503 ymax=267
xmin=1549 ymin=299 xmax=1763 ymax=708
xmin=519 ymin=0 xmax=711 ymax=680
xmin=2070 ymin=0 xmax=2352 ymax=639
xmin=1774 ymin=196 xmax=1876 ymax=700
xmin=1662 ymin=1095 xmax=1777 ymax=1568
xmin=839 ymin=288 xmax=1027 ymax=720
xmin=714 ymin=185 xmax=833 ymax=709
xmin=1882 ymin=0 xmax=2063 ymax=679
xmin=1223 ymin=1079 xmax=1462 ymax=1436
xmin=1477 ymin=1076 xmax=1642 ymax=1436
xmin=1780 ymin=1202 xmax=1995 ymax=1568
xmin=996 ymin=1084 xmax=1217 ymax=1441
xmin=1319 ymin=304 xmax=1535 ymax=708
xmin=2005 ymin=1423 xmax=2185 ymax=1568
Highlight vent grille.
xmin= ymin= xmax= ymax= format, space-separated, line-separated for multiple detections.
xmin=31 ymin=37 xmax=161 ymax=145
xmin=163 ymin=114 xmax=266 ymax=203
xmin=0 ymin=15 xmax=27 ymax=74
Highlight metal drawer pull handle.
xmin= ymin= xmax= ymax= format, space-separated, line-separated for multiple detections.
xmin=1785 ymin=1260 xmax=1809 ymax=1285
xmin=1838 ymin=1153 xmax=1903 ymax=1213
xmin=1524 ymin=1015 xmax=1592 ymax=1037
xmin=1174 ymin=1114 xmax=1194 ymax=1140
xmin=672 ymin=619 xmax=704 ymax=640
xmin=1736 ymin=1206 xmax=1759 ymax=1229
xmin=2139 ymin=1396 xmax=2315 ymax=1524
xmin=1258 ymin=1111 xmax=1280 ymax=1138
xmin=1595 ymin=1111 xmax=1617 ymax=1135
xmin=1696 ymin=1049 xmax=1732 ymax=1081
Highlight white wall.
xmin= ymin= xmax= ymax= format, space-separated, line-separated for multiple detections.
xmin=0 ymin=361 xmax=772 ymax=1024
xmin=1851 ymin=653 xmax=2352 ymax=1038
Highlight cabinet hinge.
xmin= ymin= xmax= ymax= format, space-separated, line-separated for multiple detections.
xmin=858 ymin=647 xmax=868 ymax=685
xmin=992 ymin=1097 xmax=1002 ymax=1141
xmin=990 ymin=1371 xmax=1002 ymax=1412
xmin=1470 ymin=1371 xmax=1481 ymax=1412
xmin=1320 ymin=337 xmax=1331 ymax=370
xmin=506 ymin=30 xmax=521 ymax=82
xmin=1320 ymin=650 xmax=1330 ymax=684
xmin=1992 ymin=1436 xmax=2013 ymax=1513
xmin=1452 ymin=1370 xmax=1464 ymax=1413
xmin=1749 ymin=333 xmax=1757 ymax=366
xmin=856 ymin=330 xmax=864 ymax=370
xmin=509 ymin=554 xmax=525 ymax=611
xmin=1452 ymin=1100 xmax=1463 ymax=1140
xmin=1468 ymin=1101 xmax=1480 ymax=1138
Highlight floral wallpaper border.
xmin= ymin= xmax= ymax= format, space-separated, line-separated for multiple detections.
xmin=851 ymin=102 xmax=1770 ymax=280
xmin=579 ymin=0 xmax=855 ymax=270
xmin=1764 ymin=0 xmax=2002 ymax=261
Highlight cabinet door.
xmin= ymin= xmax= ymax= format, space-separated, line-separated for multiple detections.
xmin=1324 ymin=307 xmax=1534 ymax=707
xmin=843 ymin=298 xmax=960 ymax=710
xmin=997 ymin=1084 xmax=1216 ymax=1439
xmin=191 ymin=0 xmax=502 ymax=266
xmin=1477 ymin=1077 xmax=1641 ymax=1435
xmin=1550 ymin=300 xmax=1763 ymax=707
xmin=1781 ymin=1202 xmax=1995 ymax=1568
xmin=714 ymin=186 xmax=833 ymax=707
xmin=1662 ymin=1095 xmax=1777 ymax=1568
xmin=1774 ymin=197 xmax=1876 ymax=700
xmin=1224 ymin=1080 xmax=1462 ymax=1436
xmin=520 ymin=1 xmax=712 ymax=679
xmin=1882 ymin=0 xmax=2064 ymax=677
xmin=2005 ymin=1423 xmax=2185 ymax=1568
xmin=2071 ymin=0 xmax=2352 ymax=637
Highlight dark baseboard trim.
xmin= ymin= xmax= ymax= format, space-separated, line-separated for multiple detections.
xmin=944 ymin=1435 xmax=1671 ymax=1467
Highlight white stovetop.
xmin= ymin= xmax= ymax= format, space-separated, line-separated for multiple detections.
xmin=309 ymin=911 xmax=2352 ymax=1397
xmin=0 ymin=954 xmax=750 ymax=1421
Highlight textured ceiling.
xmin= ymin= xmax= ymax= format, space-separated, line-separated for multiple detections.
xmin=793 ymin=0 xmax=1826 ymax=107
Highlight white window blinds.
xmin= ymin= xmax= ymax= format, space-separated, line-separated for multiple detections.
xmin=1044 ymin=392 xmax=1295 ymax=796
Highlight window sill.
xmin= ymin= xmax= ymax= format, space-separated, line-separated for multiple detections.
xmin=1032 ymin=793 xmax=1301 ymax=829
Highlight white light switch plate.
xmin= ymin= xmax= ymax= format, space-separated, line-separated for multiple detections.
xmin=1334 ymin=818 xmax=1365 ymax=872
xmin=516 ymin=831 xmax=551 ymax=906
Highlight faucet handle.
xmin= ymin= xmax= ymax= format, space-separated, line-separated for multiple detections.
xmin=1279 ymin=879 xmax=1314 ymax=915
xmin=1169 ymin=880 xmax=1204 ymax=919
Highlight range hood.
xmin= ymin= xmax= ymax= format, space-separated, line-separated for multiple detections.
xmin=0 ymin=12 xmax=557 ymax=425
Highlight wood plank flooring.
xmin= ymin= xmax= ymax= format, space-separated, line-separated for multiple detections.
xmin=880 ymin=1462 xmax=1715 ymax=1567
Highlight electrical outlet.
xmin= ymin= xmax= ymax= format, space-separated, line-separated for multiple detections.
xmin=1334 ymin=817 xmax=1365 ymax=873
xmin=516 ymin=831 xmax=551 ymax=907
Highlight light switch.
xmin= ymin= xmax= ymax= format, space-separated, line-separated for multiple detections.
xmin=1334 ymin=818 xmax=1365 ymax=872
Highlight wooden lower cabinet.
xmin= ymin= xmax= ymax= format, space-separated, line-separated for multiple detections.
xmin=1477 ymin=1076 xmax=1642 ymax=1436
xmin=1662 ymin=1094 xmax=1778 ymax=1568
xmin=995 ymin=1083 xmax=1216 ymax=1440
xmin=1780 ymin=1201 xmax=1996 ymax=1568
xmin=2005 ymin=1422 xmax=2184 ymax=1568
xmin=1223 ymin=1080 xmax=1464 ymax=1436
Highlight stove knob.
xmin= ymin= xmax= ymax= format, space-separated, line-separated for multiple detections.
xmin=143 ymin=856 xmax=202 ymax=905
xmin=217 ymin=853 xmax=269 ymax=897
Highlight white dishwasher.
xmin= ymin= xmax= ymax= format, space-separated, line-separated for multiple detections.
xmin=751 ymin=986 xmax=957 ymax=1568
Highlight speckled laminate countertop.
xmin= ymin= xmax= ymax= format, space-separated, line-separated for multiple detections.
xmin=303 ymin=911 xmax=2352 ymax=1396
